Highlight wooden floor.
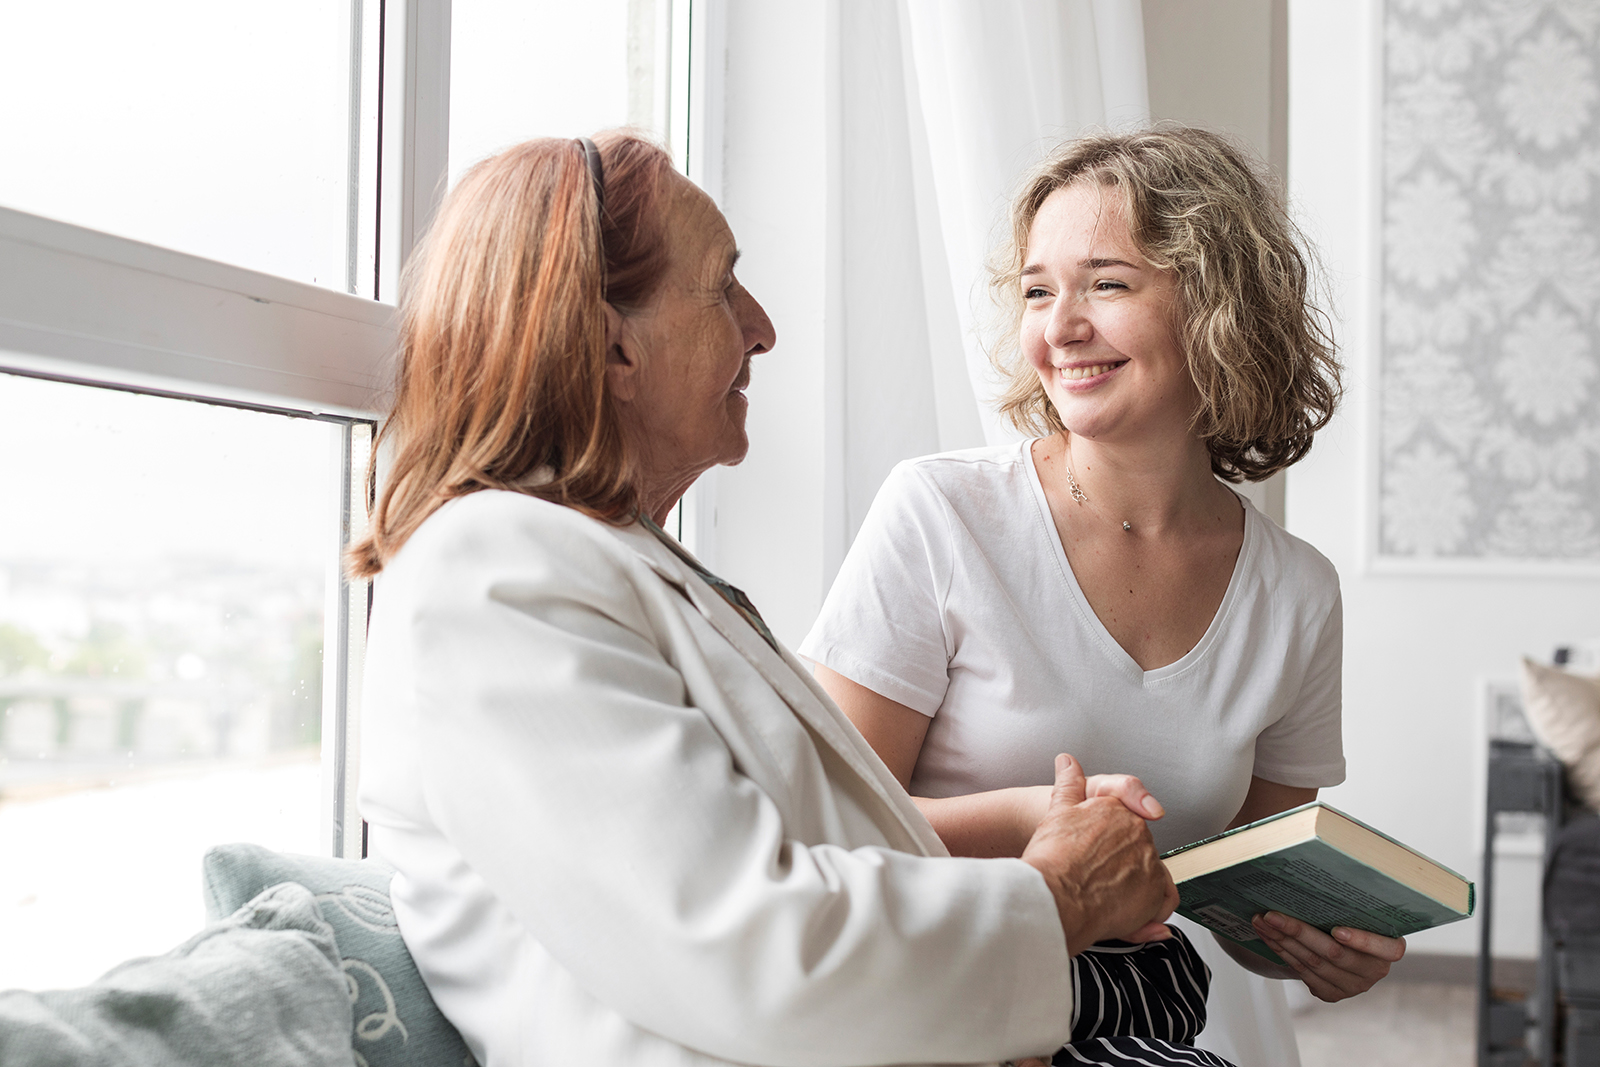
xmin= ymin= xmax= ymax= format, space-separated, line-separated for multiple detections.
xmin=1294 ymin=981 xmax=1478 ymax=1067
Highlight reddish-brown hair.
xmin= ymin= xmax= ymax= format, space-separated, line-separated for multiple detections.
xmin=347 ymin=131 xmax=674 ymax=578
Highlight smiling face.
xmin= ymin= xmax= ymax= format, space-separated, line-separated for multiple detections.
xmin=610 ymin=171 xmax=776 ymax=510
xmin=1019 ymin=182 xmax=1198 ymax=444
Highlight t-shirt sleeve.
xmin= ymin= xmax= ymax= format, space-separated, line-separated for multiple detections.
xmin=1251 ymin=588 xmax=1347 ymax=788
xmin=799 ymin=463 xmax=954 ymax=716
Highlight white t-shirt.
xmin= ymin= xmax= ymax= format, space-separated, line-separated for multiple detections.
xmin=800 ymin=441 xmax=1345 ymax=854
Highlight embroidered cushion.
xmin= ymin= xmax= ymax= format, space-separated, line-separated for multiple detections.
xmin=0 ymin=882 xmax=353 ymax=1067
xmin=202 ymin=843 xmax=476 ymax=1067
xmin=1520 ymin=658 xmax=1600 ymax=811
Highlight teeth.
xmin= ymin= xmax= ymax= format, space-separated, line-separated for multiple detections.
xmin=1061 ymin=362 xmax=1121 ymax=380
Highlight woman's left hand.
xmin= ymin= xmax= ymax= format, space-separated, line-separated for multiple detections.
xmin=1251 ymin=911 xmax=1406 ymax=1002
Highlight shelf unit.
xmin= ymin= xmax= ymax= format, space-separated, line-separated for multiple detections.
xmin=1478 ymin=740 xmax=1561 ymax=1066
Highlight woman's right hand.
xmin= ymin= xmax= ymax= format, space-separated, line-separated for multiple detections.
xmin=1085 ymin=771 xmax=1167 ymax=820
xmin=1010 ymin=772 xmax=1165 ymax=851
xmin=1021 ymin=754 xmax=1179 ymax=955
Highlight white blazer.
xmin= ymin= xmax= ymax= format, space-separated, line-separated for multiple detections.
xmin=358 ymin=491 xmax=1073 ymax=1067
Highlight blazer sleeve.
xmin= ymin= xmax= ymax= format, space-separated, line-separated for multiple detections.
xmin=394 ymin=499 xmax=1073 ymax=1067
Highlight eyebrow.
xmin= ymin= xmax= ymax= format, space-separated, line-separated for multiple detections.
xmin=1020 ymin=257 xmax=1139 ymax=276
xmin=725 ymin=249 xmax=742 ymax=275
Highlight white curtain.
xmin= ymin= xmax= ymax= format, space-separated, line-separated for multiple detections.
xmin=835 ymin=0 xmax=1149 ymax=542
xmin=901 ymin=0 xmax=1149 ymax=445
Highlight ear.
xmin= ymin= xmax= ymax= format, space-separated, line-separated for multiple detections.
xmin=601 ymin=302 xmax=639 ymax=401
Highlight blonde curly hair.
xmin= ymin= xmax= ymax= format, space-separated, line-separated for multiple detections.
xmin=989 ymin=126 xmax=1340 ymax=482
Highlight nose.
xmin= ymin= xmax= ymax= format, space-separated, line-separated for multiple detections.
xmin=738 ymin=284 xmax=777 ymax=357
xmin=1042 ymin=291 xmax=1091 ymax=353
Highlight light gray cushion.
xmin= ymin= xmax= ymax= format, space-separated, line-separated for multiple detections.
xmin=202 ymin=842 xmax=476 ymax=1067
xmin=0 ymin=882 xmax=355 ymax=1067
xmin=1521 ymin=657 xmax=1600 ymax=810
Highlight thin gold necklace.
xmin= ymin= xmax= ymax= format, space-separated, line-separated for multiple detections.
xmin=1064 ymin=439 xmax=1132 ymax=532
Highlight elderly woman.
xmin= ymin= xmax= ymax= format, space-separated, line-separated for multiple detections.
xmin=803 ymin=128 xmax=1405 ymax=1065
xmin=348 ymin=132 xmax=1211 ymax=1067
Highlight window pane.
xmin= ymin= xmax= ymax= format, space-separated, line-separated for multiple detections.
xmin=0 ymin=371 xmax=342 ymax=991
xmin=0 ymin=1 xmax=355 ymax=290
xmin=449 ymin=0 xmax=661 ymax=184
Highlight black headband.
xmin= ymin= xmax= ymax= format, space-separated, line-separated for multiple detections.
xmin=576 ymin=137 xmax=605 ymax=220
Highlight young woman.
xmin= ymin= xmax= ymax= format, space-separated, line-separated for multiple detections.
xmin=802 ymin=127 xmax=1405 ymax=1066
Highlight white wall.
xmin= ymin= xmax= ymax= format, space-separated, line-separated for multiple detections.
xmin=1143 ymin=0 xmax=1288 ymax=523
xmin=1143 ymin=0 xmax=1282 ymax=173
xmin=1286 ymin=0 xmax=1598 ymax=958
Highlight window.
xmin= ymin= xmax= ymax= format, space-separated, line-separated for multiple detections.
xmin=0 ymin=0 xmax=393 ymax=989
xmin=0 ymin=0 xmax=369 ymax=292
xmin=0 ymin=0 xmax=699 ymax=990
xmin=446 ymin=0 xmax=697 ymax=540
xmin=0 ymin=373 xmax=364 ymax=990
xmin=0 ymin=197 xmax=383 ymax=994
xmin=451 ymin=0 xmax=669 ymax=181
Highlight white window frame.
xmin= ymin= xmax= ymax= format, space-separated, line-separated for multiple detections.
xmin=0 ymin=0 xmax=452 ymax=858
xmin=672 ymin=0 xmax=727 ymax=567
xmin=0 ymin=0 xmax=722 ymax=858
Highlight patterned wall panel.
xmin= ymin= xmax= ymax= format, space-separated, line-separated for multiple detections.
xmin=1380 ymin=0 xmax=1600 ymax=563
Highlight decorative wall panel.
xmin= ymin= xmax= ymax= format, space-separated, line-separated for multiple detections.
xmin=1379 ymin=0 xmax=1600 ymax=564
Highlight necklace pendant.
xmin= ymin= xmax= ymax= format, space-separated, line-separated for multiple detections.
xmin=1065 ymin=460 xmax=1089 ymax=504
xmin=1122 ymin=521 xmax=1132 ymax=532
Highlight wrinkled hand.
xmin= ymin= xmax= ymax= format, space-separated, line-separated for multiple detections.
xmin=1021 ymin=754 xmax=1179 ymax=956
xmin=1252 ymin=911 xmax=1406 ymax=1002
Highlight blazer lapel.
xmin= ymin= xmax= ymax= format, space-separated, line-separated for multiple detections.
xmin=617 ymin=526 xmax=946 ymax=859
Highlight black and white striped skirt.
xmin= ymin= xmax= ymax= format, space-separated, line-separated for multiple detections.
xmin=1048 ymin=927 xmax=1237 ymax=1067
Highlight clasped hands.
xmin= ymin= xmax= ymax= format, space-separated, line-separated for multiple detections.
xmin=1017 ymin=754 xmax=1405 ymax=994
xmin=1019 ymin=753 xmax=1179 ymax=954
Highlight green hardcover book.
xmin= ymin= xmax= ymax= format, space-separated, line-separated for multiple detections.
xmin=1160 ymin=801 xmax=1475 ymax=965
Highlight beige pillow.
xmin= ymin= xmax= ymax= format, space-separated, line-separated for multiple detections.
xmin=1520 ymin=657 xmax=1600 ymax=810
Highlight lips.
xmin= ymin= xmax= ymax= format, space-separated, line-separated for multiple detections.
xmin=729 ymin=358 xmax=753 ymax=395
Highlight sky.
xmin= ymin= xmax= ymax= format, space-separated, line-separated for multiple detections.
xmin=0 ymin=0 xmax=351 ymax=290
xmin=0 ymin=371 xmax=338 ymax=567
xmin=0 ymin=0 xmax=642 ymax=294
xmin=0 ymin=0 xmax=648 ymax=568
xmin=1 ymin=0 xmax=643 ymax=292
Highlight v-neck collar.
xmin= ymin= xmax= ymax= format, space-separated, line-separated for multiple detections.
xmin=1019 ymin=438 xmax=1256 ymax=684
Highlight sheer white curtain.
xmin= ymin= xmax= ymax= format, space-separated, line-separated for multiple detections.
xmin=901 ymin=0 xmax=1149 ymax=444
xmin=834 ymin=0 xmax=1149 ymax=542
